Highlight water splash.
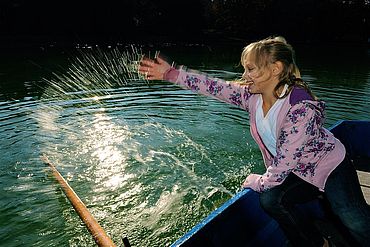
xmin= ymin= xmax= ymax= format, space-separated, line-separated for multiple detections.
xmin=36 ymin=45 xmax=147 ymax=161
xmin=42 ymin=45 xmax=145 ymax=100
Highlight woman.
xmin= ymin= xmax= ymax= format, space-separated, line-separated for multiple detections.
xmin=138 ymin=36 xmax=370 ymax=247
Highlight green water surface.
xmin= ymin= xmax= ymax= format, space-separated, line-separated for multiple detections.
xmin=0 ymin=42 xmax=369 ymax=247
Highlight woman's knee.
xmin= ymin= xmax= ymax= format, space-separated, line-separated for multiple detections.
xmin=335 ymin=206 xmax=370 ymax=243
xmin=259 ymin=190 xmax=284 ymax=213
xmin=336 ymin=206 xmax=370 ymax=231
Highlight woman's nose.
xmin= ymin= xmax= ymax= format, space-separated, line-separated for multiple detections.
xmin=242 ymin=71 xmax=249 ymax=80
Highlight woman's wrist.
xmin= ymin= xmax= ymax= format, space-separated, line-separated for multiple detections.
xmin=163 ymin=67 xmax=180 ymax=82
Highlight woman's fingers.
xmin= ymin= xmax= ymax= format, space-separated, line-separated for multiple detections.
xmin=139 ymin=59 xmax=154 ymax=71
xmin=138 ymin=62 xmax=160 ymax=80
xmin=155 ymin=56 xmax=167 ymax=65
xmin=138 ymin=65 xmax=150 ymax=74
xmin=138 ymin=58 xmax=154 ymax=78
xmin=140 ymin=58 xmax=155 ymax=67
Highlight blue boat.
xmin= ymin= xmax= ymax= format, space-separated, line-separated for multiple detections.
xmin=172 ymin=120 xmax=370 ymax=247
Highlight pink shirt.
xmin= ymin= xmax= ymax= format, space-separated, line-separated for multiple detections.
xmin=164 ymin=67 xmax=346 ymax=192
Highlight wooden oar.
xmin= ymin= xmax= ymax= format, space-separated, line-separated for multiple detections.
xmin=41 ymin=155 xmax=117 ymax=247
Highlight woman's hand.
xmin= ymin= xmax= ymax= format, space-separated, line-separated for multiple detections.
xmin=138 ymin=56 xmax=171 ymax=80
xmin=242 ymin=173 xmax=260 ymax=189
xmin=242 ymin=176 xmax=250 ymax=189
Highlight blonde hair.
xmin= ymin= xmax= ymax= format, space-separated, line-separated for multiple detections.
xmin=241 ymin=36 xmax=316 ymax=99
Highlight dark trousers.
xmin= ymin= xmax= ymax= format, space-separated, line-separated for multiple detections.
xmin=259 ymin=156 xmax=370 ymax=247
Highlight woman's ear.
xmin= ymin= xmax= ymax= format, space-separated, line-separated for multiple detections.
xmin=272 ymin=61 xmax=283 ymax=76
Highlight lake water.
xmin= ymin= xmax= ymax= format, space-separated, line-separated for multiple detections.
xmin=0 ymin=42 xmax=369 ymax=247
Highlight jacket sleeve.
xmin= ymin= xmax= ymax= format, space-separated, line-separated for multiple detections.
xmin=163 ymin=67 xmax=251 ymax=111
xmin=244 ymin=102 xmax=323 ymax=192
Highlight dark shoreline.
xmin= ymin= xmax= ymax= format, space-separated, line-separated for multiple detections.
xmin=1 ymin=33 xmax=369 ymax=50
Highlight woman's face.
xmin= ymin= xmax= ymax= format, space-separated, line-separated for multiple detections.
xmin=242 ymin=54 xmax=278 ymax=95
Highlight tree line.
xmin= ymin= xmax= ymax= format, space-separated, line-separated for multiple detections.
xmin=0 ymin=0 xmax=369 ymax=44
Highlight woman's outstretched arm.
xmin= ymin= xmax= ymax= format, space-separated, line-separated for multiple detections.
xmin=139 ymin=56 xmax=251 ymax=111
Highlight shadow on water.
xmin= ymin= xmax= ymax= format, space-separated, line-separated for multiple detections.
xmin=0 ymin=42 xmax=369 ymax=246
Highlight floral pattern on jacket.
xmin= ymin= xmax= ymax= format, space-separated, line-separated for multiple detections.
xmin=180 ymin=70 xmax=251 ymax=110
xmin=164 ymin=68 xmax=344 ymax=192
xmin=249 ymin=101 xmax=336 ymax=191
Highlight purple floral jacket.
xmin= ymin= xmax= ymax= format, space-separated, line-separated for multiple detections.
xmin=164 ymin=67 xmax=346 ymax=192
